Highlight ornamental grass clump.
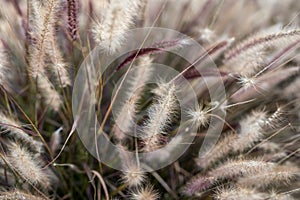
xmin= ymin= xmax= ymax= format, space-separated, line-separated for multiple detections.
xmin=0 ymin=0 xmax=299 ymax=199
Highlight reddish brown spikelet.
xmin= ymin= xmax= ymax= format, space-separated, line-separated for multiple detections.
xmin=116 ymin=38 xmax=190 ymax=71
xmin=183 ymin=175 xmax=215 ymax=196
xmin=67 ymin=0 xmax=78 ymax=41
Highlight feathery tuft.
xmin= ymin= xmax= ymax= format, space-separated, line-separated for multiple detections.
xmin=28 ymin=0 xmax=64 ymax=110
xmin=113 ymin=56 xmax=153 ymax=141
xmin=0 ymin=190 xmax=46 ymax=200
xmin=0 ymin=40 xmax=11 ymax=91
xmin=185 ymin=159 xmax=275 ymax=194
xmin=237 ymin=165 xmax=299 ymax=188
xmin=122 ymin=164 xmax=145 ymax=187
xmin=215 ymin=187 xmax=295 ymax=200
xmin=141 ymin=82 xmax=178 ymax=152
xmin=130 ymin=185 xmax=159 ymax=200
xmin=5 ymin=142 xmax=51 ymax=189
xmin=224 ymin=29 xmax=300 ymax=75
xmin=0 ymin=112 xmax=43 ymax=152
xmin=92 ymin=0 xmax=142 ymax=53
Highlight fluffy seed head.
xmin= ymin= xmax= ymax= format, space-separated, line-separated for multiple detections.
xmin=224 ymin=29 xmax=300 ymax=76
xmin=237 ymin=165 xmax=299 ymax=188
xmin=233 ymin=110 xmax=267 ymax=152
xmin=130 ymin=185 xmax=159 ymax=200
xmin=237 ymin=75 xmax=257 ymax=89
xmin=122 ymin=164 xmax=145 ymax=187
xmin=209 ymin=159 xmax=276 ymax=180
xmin=215 ymin=187 xmax=268 ymax=200
xmin=0 ymin=190 xmax=46 ymax=200
xmin=37 ymin=74 xmax=62 ymax=111
xmin=187 ymin=103 xmax=211 ymax=127
xmin=186 ymin=158 xmax=276 ymax=194
xmin=92 ymin=0 xmax=142 ymax=53
xmin=0 ymin=112 xmax=43 ymax=152
xmin=112 ymin=56 xmax=153 ymax=141
xmin=183 ymin=175 xmax=216 ymax=196
xmin=198 ymin=28 xmax=216 ymax=43
xmin=263 ymin=106 xmax=285 ymax=129
xmin=6 ymin=142 xmax=51 ymax=189
xmin=141 ymin=82 xmax=178 ymax=151
xmin=217 ymin=188 xmax=296 ymax=200
xmin=197 ymin=132 xmax=238 ymax=168
xmin=0 ymin=40 xmax=10 ymax=91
